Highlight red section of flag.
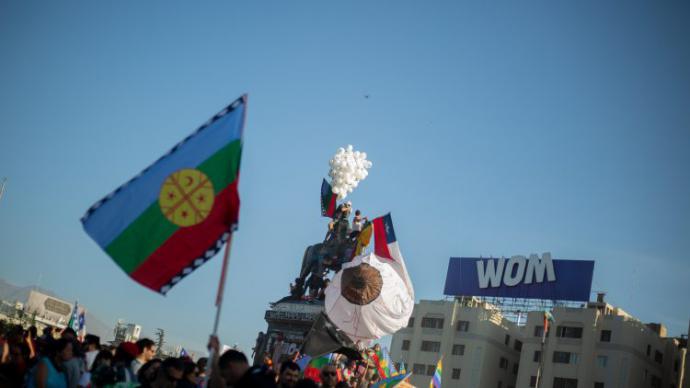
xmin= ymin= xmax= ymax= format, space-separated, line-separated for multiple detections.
xmin=369 ymin=351 xmax=386 ymax=379
xmin=373 ymin=217 xmax=393 ymax=261
xmin=131 ymin=181 xmax=239 ymax=291
xmin=326 ymin=195 xmax=336 ymax=217
xmin=303 ymin=366 xmax=321 ymax=383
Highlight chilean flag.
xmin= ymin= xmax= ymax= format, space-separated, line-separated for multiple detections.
xmin=372 ymin=213 xmax=414 ymax=300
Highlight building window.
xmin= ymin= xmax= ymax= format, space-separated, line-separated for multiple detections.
xmin=594 ymin=383 xmax=604 ymax=388
xmin=504 ymin=334 xmax=511 ymax=345
xmin=499 ymin=357 xmax=508 ymax=369
xmin=452 ymin=368 xmax=461 ymax=379
xmin=533 ymin=350 xmax=541 ymax=362
xmin=654 ymin=350 xmax=663 ymax=364
xmin=650 ymin=375 xmax=661 ymax=388
xmin=407 ymin=317 xmax=415 ymax=328
xmin=596 ymin=355 xmax=608 ymax=368
xmin=412 ymin=364 xmax=425 ymax=375
xmin=534 ymin=325 xmax=544 ymax=337
xmin=401 ymin=340 xmax=410 ymax=351
xmin=646 ymin=344 xmax=651 ymax=356
xmin=512 ymin=363 xmax=519 ymax=375
xmin=556 ymin=326 xmax=583 ymax=339
xmin=552 ymin=377 xmax=578 ymax=388
xmin=452 ymin=344 xmax=465 ymax=356
xmin=421 ymin=317 xmax=444 ymax=329
xmin=497 ymin=382 xmax=502 ymax=388
xmin=600 ymin=330 xmax=611 ymax=342
xmin=421 ymin=341 xmax=441 ymax=352
xmin=514 ymin=339 xmax=522 ymax=351
xmin=529 ymin=376 xmax=537 ymax=387
xmin=457 ymin=320 xmax=470 ymax=332
xmin=553 ymin=351 xmax=578 ymax=364
xmin=426 ymin=365 xmax=436 ymax=376
xmin=674 ymin=359 xmax=679 ymax=372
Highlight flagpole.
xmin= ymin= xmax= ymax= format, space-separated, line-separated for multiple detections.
xmin=205 ymin=233 xmax=234 ymax=388
xmin=535 ymin=314 xmax=548 ymax=388
xmin=213 ymin=233 xmax=234 ymax=335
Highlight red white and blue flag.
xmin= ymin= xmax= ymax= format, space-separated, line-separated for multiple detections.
xmin=372 ymin=213 xmax=414 ymax=300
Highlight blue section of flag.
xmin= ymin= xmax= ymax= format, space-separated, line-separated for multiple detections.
xmin=382 ymin=213 xmax=396 ymax=244
xmin=82 ymin=97 xmax=246 ymax=248
xmin=180 ymin=348 xmax=188 ymax=357
xmin=296 ymin=355 xmax=312 ymax=370
xmin=78 ymin=313 xmax=85 ymax=330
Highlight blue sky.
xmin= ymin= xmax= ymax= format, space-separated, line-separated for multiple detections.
xmin=1 ymin=1 xmax=689 ymax=353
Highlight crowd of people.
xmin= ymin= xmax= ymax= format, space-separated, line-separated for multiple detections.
xmin=1 ymin=321 xmax=399 ymax=388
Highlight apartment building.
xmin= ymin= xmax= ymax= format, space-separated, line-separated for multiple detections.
xmin=390 ymin=298 xmax=523 ymax=388
xmin=515 ymin=296 xmax=686 ymax=388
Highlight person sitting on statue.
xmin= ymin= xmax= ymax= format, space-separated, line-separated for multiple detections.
xmin=349 ymin=210 xmax=368 ymax=239
xmin=327 ymin=203 xmax=350 ymax=241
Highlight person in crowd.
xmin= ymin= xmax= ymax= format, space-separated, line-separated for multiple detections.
xmin=87 ymin=350 xmax=114 ymax=388
xmin=150 ymin=357 xmax=184 ymax=388
xmin=40 ymin=326 xmax=54 ymax=342
xmin=177 ymin=359 xmax=199 ymax=388
xmin=0 ymin=336 xmax=31 ymax=387
xmin=29 ymin=326 xmax=39 ymax=341
xmin=83 ymin=335 xmax=100 ymax=372
xmin=319 ymin=364 xmax=339 ymax=388
xmin=294 ymin=379 xmax=318 ymax=388
xmin=196 ymin=357 xmax=208 ymax=383
xmin=28 ymin=337 xmax=73 ymax=388
xmin=60 ymin=328 xmax=83 ymax=388
xmin=207 ymin=335 xmax=276 ymax=388
xmin=135 ymin=358 xmax=161 ymax=388
xmin=277 ymin=361 xmax=300 ymax=388
xmin=112 ymin=342 xmax=138 ymax=384
xmin=131 ymin=338 xmax=156 ymax=378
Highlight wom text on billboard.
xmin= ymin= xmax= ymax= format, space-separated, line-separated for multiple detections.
xmin=444 ymin=253 xmax=594 ymax=302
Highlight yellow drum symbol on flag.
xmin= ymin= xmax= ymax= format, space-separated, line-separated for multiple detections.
xmin=159 ymin=169 xmax=215 ymax=227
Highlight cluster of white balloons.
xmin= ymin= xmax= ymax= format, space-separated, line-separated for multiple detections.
xmin=328 ymin=145 xmax=372 ymax=199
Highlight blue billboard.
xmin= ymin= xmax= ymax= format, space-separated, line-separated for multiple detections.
xmin=444 ymin=254 xmax=594 ymax=302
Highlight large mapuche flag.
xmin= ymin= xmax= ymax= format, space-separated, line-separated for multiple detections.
xmin=81 ymin=95 xmax=247 ymax=294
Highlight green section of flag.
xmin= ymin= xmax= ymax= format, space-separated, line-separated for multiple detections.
xmin=372 ymin=373 xmax=411 ymax=388
xmin=105 ymin=140 xmax=242 ymax=273
xmin=308 ymin=355 xmax=331 ymax=369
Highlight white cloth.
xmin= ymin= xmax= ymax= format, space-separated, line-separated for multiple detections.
xmin=352 ymin=217 xmax=364 ymax=232
xmin=324 ymin=253 xmax=414 ymax=342
xmin=85 ymin=350 xmax=98 ymax=371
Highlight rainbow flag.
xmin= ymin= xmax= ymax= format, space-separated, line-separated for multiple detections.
xmin=82 ymin=96 xmax=247 ymax=294
xmin=429 ymin=356 xmax=442 ymax=388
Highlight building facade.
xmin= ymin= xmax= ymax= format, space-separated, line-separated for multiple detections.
xmin=113 ymin=320 xmax=141 ymax=343
xmin=515 ymin=297 xmax=686 ymax=388
xmin=390 ymin=298 xmax=523 ymax=388
xmin=391 ymin=297 xmax=687 ymax=388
